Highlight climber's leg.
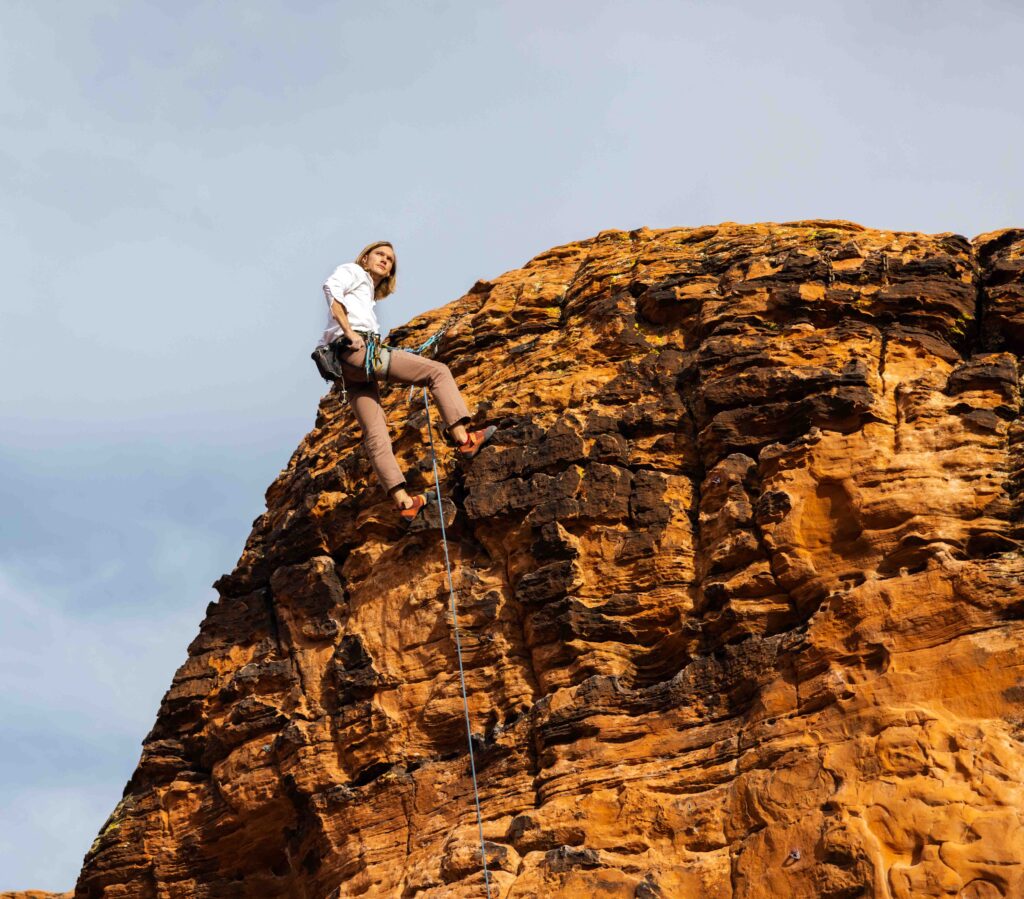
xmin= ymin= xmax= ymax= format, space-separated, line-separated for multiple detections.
xmin=336 ymin=344 xmax=370 ymax=383
xmin=345 ymin=379 xmax=407 ymax=496
xmin=385 ymin=349 xmax=471 ymax=431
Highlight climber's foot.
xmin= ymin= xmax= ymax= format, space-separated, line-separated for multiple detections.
xmin=399 ymin=490 xmax=436 ymax=524
xmin=457 ymin=426 xmax=496 ymax=462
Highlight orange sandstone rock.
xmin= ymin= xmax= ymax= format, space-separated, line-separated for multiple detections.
xmin=75 ymin=222 xmax=1024 ymax=898
xmin=1 ymin=892 xmax=74 ymax=898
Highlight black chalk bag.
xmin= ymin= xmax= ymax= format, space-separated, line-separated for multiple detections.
xmin=311 ymin=335 xmax=353 ymax=381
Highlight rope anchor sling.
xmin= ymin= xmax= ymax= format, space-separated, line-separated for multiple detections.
xmin=422 ymin=386 xmax=493 ymax=898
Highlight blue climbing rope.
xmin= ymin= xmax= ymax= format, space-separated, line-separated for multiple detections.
xmin=364 ymin=314 xmax=463 ymax=380
xmin=421 ymin=387 xmax=492 ymax=899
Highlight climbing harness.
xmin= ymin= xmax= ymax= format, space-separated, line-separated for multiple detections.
xmin=315 ymin=295 xmax=467 ymax=415
xmin=357 ymin=331 xmax=393 ymax=382
xmin=422 ymin=387 xmax=492 ymax=898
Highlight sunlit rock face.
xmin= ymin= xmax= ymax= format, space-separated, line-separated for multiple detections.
xmin=76 ymin=223 xmax=1024 ymax=898
xmin=2 ymin=891 xmax=74 ymax=898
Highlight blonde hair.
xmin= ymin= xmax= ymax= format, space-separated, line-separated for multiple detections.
xmin=354 ymin=241 xmax=397 ymax=299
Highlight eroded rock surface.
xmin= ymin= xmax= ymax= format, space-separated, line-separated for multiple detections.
xmin=76 ymin=222 xmax=1024 ymax=898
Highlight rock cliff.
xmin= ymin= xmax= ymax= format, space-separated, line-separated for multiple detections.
xmin=1 ymin=892 xmax=74 ymax=898
xmin=75 ymin=222 xmax=1024 ymax=898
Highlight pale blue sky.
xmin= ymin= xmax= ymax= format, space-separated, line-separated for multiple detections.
xmin=3 ymin=0 xmax=1023 ymax=890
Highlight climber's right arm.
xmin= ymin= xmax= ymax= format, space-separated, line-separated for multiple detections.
xmin=322 ymin=267 xmax=365 ymax=353
xmin=329 ymin=299 xmax=364 ymax=352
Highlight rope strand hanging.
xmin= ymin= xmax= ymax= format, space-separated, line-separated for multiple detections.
xmin=422 ymin=387 xmax=492 ymax=899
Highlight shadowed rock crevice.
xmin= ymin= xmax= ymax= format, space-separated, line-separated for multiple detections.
xmin=75 ymin=222 xmax=1024 ymax=899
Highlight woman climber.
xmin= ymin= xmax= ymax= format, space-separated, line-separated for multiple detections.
xmin=317 ymin=240 xmax=494 ymax=523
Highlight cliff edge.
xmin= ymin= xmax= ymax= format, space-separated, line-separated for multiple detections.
xmin=76 ymin=222 xmax=1024 ymax=898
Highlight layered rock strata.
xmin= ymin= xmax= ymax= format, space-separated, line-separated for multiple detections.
xmin=76 ymin=222 xmax=1024 ymax=898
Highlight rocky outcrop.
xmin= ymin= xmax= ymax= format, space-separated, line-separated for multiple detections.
xmin=76 ymin=222 xmax=1024 ymax=898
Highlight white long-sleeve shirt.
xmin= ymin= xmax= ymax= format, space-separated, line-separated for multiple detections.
xmin=318 ymin=262 xmax=381 ymax=346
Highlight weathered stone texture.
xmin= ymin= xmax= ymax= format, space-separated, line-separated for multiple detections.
xmin=75 ymin=222 xmax=1024 ymax=898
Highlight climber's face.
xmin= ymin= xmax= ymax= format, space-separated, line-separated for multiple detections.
xmin=362 ymin=245 xmax=395 ymax=280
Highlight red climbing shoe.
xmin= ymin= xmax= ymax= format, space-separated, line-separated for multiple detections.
xmin=399 ymin=490 xmax=434 ymax=524
xmin=457 ymin=426 xmax=496 ymax=461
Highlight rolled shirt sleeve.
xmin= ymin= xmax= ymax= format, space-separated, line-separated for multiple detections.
xmin=317 ymin=262 xmax=381 ymax=346
xmin=323 ymin=263 xmax=360 ymax=308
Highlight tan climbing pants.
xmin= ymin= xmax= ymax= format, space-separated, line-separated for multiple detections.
xmin=337 ymin=345 xmax=471 ymax=494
